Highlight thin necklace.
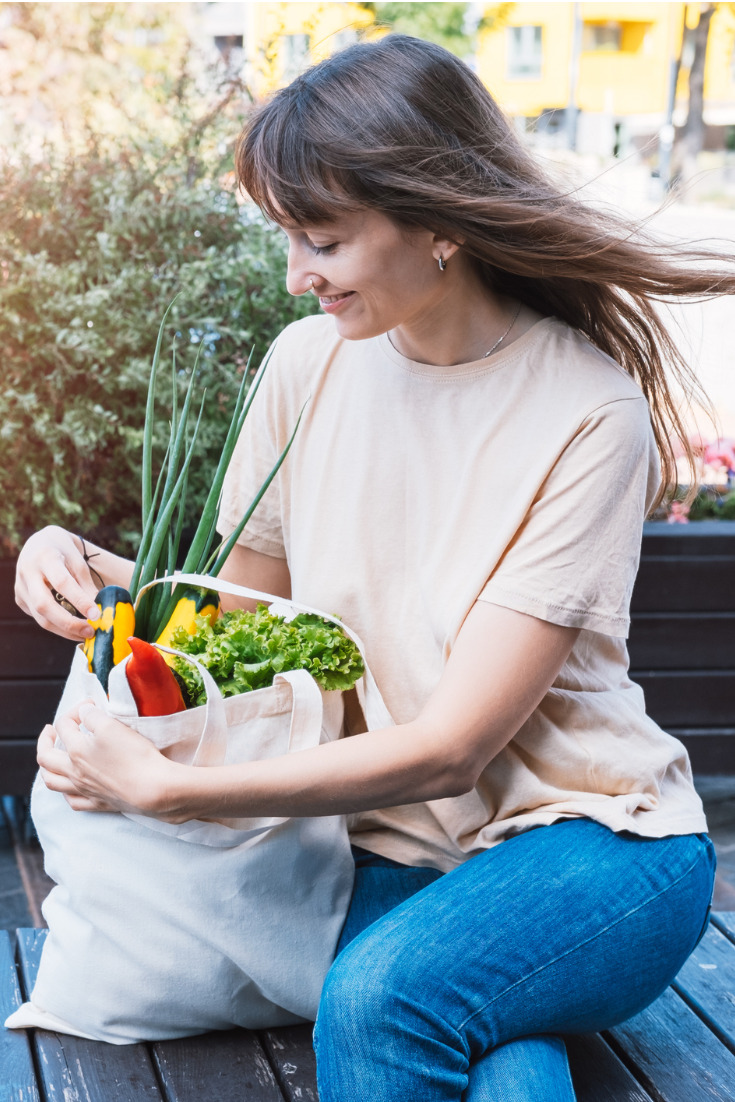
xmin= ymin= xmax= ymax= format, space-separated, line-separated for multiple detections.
xmin=484 ymin=303 xmax=522 ymax=358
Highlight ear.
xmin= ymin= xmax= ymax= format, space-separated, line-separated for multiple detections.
xmin=431 ymin=233 xmax=463 ymax=265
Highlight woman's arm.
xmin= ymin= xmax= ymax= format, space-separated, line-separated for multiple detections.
xmin=217 ymin=542 xmax=292 ymax=611
xmin=38 ymin=601 xmax=579 ymax=818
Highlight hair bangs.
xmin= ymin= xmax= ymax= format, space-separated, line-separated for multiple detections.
xmin=236 ymin=87 xmax=363 ymax=227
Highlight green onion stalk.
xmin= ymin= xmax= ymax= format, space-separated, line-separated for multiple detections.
xmin=128 ymin=299 xmax=304 ymax=642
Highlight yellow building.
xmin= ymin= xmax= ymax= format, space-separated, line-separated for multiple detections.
xmin=201 ymin=1 xmax=735 ymax=160
xmin=201 ymin=1 xmax=374 ymax=91
xmin=477 ymin=2 xmax=735 ymax=157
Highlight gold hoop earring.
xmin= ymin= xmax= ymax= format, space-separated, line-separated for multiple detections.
xmin=438 ymin=255 xmax=446 ymax=272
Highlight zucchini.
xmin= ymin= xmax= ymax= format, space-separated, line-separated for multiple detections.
xmin=83 ymin=585 xmax=136 ymax=693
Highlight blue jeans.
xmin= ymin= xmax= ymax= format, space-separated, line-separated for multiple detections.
xmin=314 ymin=819 xmax=715 ymax=1101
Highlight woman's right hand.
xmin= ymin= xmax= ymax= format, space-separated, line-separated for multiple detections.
xmin=15 ymin=527 xmax=105 ymax=642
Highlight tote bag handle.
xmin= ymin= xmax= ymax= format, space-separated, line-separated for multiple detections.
xmin=138 ymin=572 xmax=394 ymax=732
xmin=140 ymin=647 xmax=327 ymax=765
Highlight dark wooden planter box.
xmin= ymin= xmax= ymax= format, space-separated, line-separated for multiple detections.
xmin=1 ymin=521 xmax=734 ymax=795
xmin=629 ymin=520 xmax=735 ymax=775
xmin=0 ymin=560 xmax=75 ymax=794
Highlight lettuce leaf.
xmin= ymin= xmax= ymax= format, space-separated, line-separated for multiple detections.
xmin=171 ymin=605 xmax=364 ymax=706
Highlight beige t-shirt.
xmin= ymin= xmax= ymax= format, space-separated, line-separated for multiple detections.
xmin=219 ymin=313 xmax=707 ymax=871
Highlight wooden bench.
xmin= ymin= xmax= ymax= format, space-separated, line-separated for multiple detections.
xmin=3 ymin=917 xmax=735 ymax=1101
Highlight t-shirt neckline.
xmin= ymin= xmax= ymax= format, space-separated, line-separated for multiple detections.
xmin=377 ymin=316 xmax=557 ymax=378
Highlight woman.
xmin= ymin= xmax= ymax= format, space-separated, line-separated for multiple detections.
xmin=16 ymin=35 xmax=728 ymax=1101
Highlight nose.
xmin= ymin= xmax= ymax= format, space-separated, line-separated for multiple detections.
xmin=285 ymin=242 xmax=318 ymax=298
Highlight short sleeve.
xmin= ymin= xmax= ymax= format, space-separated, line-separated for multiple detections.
xmin=479 ymin=396 xmax=661 ymax=637
xmin=216 ymin=340 xmax=288 ymax=559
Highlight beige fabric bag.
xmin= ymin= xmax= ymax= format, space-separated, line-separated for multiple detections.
xmin=6 ymin=575 xmax=391 ymax=1044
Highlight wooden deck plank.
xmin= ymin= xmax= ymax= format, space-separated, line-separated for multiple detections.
xmin=564 ymin=1033 xmax=654 ymax=1102
xmin=668 ymin=731 xmax=735 ymax=776
xmin=16 ymin=929 xmax=163 ymax=1102
xmin=259 ymin=1025 xmax=318 ymax=1102
xmin=639 ymin=522 xmax=735 ymax=556
xmin=632 ymin=558 xmax=735 ymax=612
xmin=0 ymin=930 xmax=41 ymax=1102
xmin=631 ymin=670 xmax=735 ymax=726
xmin=606 ymin=985 xmax=735 ymax=1102
xmin=711 ymin=911 xmax=735 ymax=943
xmin=672 ymin=924 xmax=735 ymax=1055
xmin=0 ymin=683 xmax=66 ymax=739
xmin=0 ymin=622 xmax=74 ymax=679
xmin=628 ymin=613 xmax=735 ymax=669
xmin=153 ymin=1031 xmax=284 ymax=1102
xmin=0 ymin=741 xmax=41 ymax=797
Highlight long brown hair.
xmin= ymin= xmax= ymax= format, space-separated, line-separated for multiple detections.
xmin=237 ymin=34 xmax=734 ymax=507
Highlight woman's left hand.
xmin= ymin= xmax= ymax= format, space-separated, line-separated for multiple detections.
xmin=37 ymin=703 xmax=176 ymax=817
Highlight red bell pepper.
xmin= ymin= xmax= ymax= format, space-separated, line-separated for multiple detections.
xmin=126 ymin=636 xmax=187 ymax=717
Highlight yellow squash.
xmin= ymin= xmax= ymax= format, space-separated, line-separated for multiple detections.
xmin=83 ymin=585 xmax=136 ymax=693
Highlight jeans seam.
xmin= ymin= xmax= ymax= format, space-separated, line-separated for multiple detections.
xmin=455 ymin=843 xmax=712 ymax=1034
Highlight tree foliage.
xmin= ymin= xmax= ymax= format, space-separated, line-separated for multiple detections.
xmin=359 ymin=2 xmax=512 ymax=57
xmin=0 ymin=2 xmax=199 ymax=152
xmin=0 ymin=49 xmax=317 ymax=555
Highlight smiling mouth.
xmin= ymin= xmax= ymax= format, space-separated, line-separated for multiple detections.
xmin=319 ymin=292 xmax=354 ymax=305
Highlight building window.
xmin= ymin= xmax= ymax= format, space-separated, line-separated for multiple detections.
xmin=282 ymin=33 xmax=310 ymax=82
xmin=582 ymin=22 xmax=622 ymax=51
xmin=507 ymin=26 xmax=542 ymax=80
xmin=214 ymin=34 xmax=244 ymax=69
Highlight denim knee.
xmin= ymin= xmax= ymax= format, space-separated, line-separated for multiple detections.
xmin=315 ymin=929 xmax=470 ymax=1098
xmin=316 ymin=933 xmax=415 ymax=1048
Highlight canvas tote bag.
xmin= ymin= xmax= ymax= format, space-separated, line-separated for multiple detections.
xmin=6 ymin=574 xmax=394 ymax=1044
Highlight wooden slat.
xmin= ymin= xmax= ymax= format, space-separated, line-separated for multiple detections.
xmin=259 ymin=1026 xmax=318 ymax=1102
xmin=672 ymin=924 xmax=735 ymax=1055
xmin=153 ymin=1032 xmax=284 ymax=1102
xmin=628 ymin=614 xmax=735 ymax=670
xmin=606 ymin=985 xmax=735 ymax=1102
xmin=0 ymin=740 xmax=39 ymax=796
xmin=0 ymin=561 xmax=21 ymax=620
xmin=16 ymin=928 xmax=164 ymax=1102
xmin=0 ymin=930 xmax=41 ymax=1102
xmin=0 ymin=682 xmax=66 ymax=739
xmin=632 ymin=671 xmax=735 ymax=726
xmin=640 ymin=521 xmax=735 ymax=557
xmin=711 ymin=911 xmax=735 ymax=943
xmin=0 ymin=622 xmax=75 ymax=679
xmin=671 ymin=731 xmax=735 ymax=775
xmin=564 ymin=1033 xmax=654 ymax=1102
xmin=632 ymin=558 xmax=735 ymax=612
xmin=4 ymin=813 xmax=53 ymax=928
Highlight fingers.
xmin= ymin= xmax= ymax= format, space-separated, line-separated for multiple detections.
xmin=64 ymin=795 xmax=114 ymax=813
xmin=37 ymin=721 xmax=112 ymax=812
xmin=15 ymin=528 xmax=100 ymax=642
xmin=26 ymin=553 xmax=98 ymax=640
xmin=37 ymin=724 xmax=79 ymax=782
xmin=74 ymin=702 xmax=130 ymax=743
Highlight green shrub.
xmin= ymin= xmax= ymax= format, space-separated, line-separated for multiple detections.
xmin=0 ymin=121 xmax=317 ymax=557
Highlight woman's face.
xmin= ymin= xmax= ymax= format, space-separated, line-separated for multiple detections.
xmin=278 ymin=207 xmax=450 ymax=342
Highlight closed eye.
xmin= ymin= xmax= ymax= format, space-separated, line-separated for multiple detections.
xmin=309 ymin=242 xmax=338 ymax=256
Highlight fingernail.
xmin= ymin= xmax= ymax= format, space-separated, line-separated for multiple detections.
xmin=86 ymin=606 xmax=100 ymax=620
xmin=82 ymin=625 xmax=94 ymax=639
